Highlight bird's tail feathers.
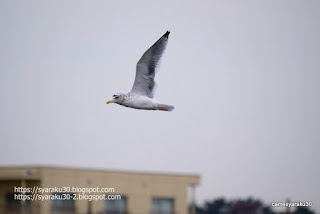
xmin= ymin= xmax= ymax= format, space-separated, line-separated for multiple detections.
xmin=157 ymin=103 xmax=174 ymax=112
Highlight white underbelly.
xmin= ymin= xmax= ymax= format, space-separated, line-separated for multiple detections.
xmin=122 ymin=95 xmax=157 ymax=110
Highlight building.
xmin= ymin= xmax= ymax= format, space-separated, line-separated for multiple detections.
xmin=0 ymin=166 xmax=200 ymax=214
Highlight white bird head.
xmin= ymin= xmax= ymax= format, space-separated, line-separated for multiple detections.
xmin=106 ymin=93 xmax=125 ymax=104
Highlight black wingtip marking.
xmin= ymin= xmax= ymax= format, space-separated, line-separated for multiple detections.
xmin=164 ymin=31 xmax=170 ymax=38
xmin=148 ymin=31 xmax=171 ymax=49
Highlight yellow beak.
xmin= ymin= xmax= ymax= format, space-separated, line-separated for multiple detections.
xmin=106 ymin=100 xmax=113 ymax=104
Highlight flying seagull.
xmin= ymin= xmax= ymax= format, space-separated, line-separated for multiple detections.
xmin=106 ymin=31 xmax=174 ymax=111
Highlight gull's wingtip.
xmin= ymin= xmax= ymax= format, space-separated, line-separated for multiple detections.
xmin=164 ymin=31 xmax=170 ymax=38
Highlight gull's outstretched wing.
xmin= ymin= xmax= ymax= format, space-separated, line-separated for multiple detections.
xmin=131 ymin=31 xmax=170 ymax=99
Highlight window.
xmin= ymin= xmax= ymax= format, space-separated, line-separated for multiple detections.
xmin=51 ymin=193 xmax=75 ymax=212
xmin=152 ymin=198 xmax=174 ymax=214
xmin=105 ymin=196 xmax=127 ymax=214
xmin=5 ymin=192 xmax=31 ymax=212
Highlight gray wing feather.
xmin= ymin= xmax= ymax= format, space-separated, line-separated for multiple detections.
xmin=131 ymin=31 xmax=170 ymax=99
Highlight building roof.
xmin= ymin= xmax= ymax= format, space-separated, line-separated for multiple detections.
xmin=0 ymin=165 xmax=200 ymax=185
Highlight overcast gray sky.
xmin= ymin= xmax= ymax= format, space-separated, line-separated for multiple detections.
xmin=1 ymin=0 xmax=319 ymax=212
